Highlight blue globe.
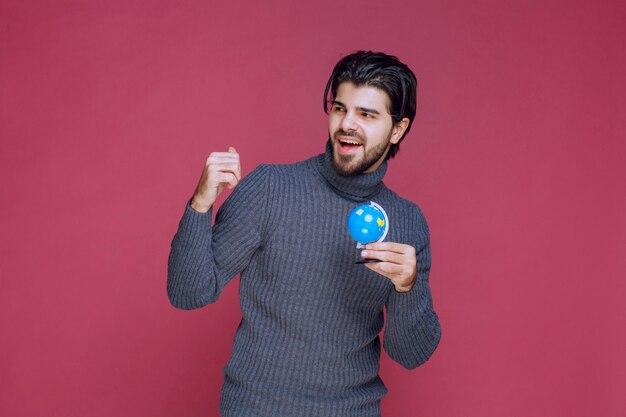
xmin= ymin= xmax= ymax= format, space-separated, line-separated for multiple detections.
xmin=347 ymin=203 xmax=387 ymax=244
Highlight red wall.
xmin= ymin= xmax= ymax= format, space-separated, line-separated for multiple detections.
xmin=2 ymin=1 xmax=625 ymax=416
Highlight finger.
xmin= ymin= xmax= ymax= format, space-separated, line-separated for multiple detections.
xmin=364 ymin=261 xmax=404 ymax=276
xmin=360 ymin=249 xmax=404 ymax=264
xmin=207 ymin=156 xmax=241 ymax=182
xmin=209 ymin=150 xmax=239 ymax=157
xmin=226 ymin=174 xmax=239 ymax=189
xmin=366 ymin=242 xmax=414 ymax=255
xmin=228 ymin=146 xmax=237 ymax=154
xmin=208 ymin=161 xmax=241 ymax=178
xmin=232 ymin=164 xmax=241 ymax=182
xmin=221 ymin=165 xmax=241 ymax=188
xmin=208 ymin=151 xmax=239 ymax=160
xmin=207 ymin=154 xmax=240 ymax=165
xmin=221 ymin=163 xmax=241 ymax=182
xmin=365 ymin=242 xmax=405 ymax=253
xmin=211 ymin=171 xmax=238 ymax=188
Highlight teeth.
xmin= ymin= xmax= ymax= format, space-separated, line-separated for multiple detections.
xmin=340 ymin=139 xmax=361 ymax=145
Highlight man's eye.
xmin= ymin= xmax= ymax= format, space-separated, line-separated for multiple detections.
xmin=333 ymin=106 xmax=346 ymax=112
xmin=362 ymin=112 xmax=373 ymax=118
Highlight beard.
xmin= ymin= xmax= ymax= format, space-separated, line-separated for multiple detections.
xmin=328 ymin=130 xmax=392 ymax=176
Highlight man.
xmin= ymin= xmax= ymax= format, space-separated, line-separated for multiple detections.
xmin=168 ymin=51 xmax=441 ymax=417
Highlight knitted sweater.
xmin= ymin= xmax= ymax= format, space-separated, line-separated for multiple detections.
xmin=167 ymin=143 xmax=441 ymax=417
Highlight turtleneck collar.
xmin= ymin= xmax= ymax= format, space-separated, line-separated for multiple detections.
xmin=313 ymin=140 xmax=387 ymax=202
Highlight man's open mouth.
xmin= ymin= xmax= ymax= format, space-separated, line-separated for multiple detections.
xmin=337 ymin=137 xmax=363 ymax=150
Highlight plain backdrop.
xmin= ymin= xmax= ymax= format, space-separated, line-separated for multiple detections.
xmin=1 ymin=0 xmax=625 ymax=416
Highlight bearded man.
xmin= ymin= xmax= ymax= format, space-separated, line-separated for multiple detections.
xmin=168 ymin=50 xmax=441 ymax=417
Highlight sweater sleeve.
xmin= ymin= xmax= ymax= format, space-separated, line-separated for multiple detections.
xmin=382 ymin=211 xmax=442 ymax=369
xmin=167 ymin=164 xmax=272 ymax=310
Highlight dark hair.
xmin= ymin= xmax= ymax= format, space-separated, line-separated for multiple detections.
xmin=323 ymin=51 xmax=417 ymax=159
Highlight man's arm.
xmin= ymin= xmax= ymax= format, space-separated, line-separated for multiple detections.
xmin=167 ymin=150 xmax=272 ymax=310
xmin=364 ymin=213 xmax=442 ymax=369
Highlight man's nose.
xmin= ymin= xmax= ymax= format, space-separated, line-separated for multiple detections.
xmin=340 ymin=111 xmax=358 ymax=131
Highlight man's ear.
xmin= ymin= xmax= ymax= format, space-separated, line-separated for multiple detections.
xmin=390 ymin=118 xmax=411 ymax=144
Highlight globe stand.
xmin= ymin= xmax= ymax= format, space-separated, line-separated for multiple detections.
xmin=355 ymin=257 xmax=382 ymax=265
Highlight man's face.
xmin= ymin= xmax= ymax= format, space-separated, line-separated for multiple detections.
xmin=328 ymin=82 xmax=407 ymax=176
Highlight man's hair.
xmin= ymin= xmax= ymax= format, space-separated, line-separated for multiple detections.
xmin=323 ymin=51 xmax=417 ymax=160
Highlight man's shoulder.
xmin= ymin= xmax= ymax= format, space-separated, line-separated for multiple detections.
xmin=384 ymin=187 xmax=424 ymax=212
xmin=250 ymin=154 xmax=317 ymax=180
xmin=382 ymin=187 xmax=428 ymax=225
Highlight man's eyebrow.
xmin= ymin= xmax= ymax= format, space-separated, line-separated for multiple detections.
xmin=356 ymin=106 xmax=381 ymax=115
xmin=331 ymin=100 xmax=381 ymax=115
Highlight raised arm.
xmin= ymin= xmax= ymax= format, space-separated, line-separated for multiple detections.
xmin=167 ymin=148 xmax=272 ymax=309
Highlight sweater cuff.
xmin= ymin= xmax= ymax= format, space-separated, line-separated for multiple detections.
xmin=178 ymin=200 xmax=214 ymax=243
xmin=386 ymin=279 xmax=426 ymax=318
xmin=185 ymin=199 xmax=212 ymax=216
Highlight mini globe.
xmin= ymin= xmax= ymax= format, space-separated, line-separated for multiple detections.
xmin=347 ymin=202 xmax=389 ymax=245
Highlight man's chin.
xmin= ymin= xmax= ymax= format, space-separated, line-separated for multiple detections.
xmin=332 ymin=155 xmax=361 ymax=177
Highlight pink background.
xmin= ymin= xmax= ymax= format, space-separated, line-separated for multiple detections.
xmin=2 ymin=0 xmax=625 ymax=416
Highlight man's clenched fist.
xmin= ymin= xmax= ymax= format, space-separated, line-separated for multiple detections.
xmin=190 ymin=147 xmax=241 ymax=213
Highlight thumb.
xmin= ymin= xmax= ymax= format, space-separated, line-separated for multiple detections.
xmin=228 ymin=146 xmax=237 ymax=154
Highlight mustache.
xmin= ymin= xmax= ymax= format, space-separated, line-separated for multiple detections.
xmin=333 ymin=130 xmax=364 ymax=141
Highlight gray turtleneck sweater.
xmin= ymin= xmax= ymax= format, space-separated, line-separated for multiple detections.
xmin=167 ymin=143 xmax=441 ymax=417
